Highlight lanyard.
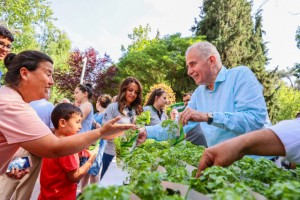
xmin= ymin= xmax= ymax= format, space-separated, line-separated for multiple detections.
xmin=151 ymin=105 xmax=163 ymax=120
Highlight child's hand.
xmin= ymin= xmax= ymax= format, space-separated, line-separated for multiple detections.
xmin=6 ymin=168 xmax=29 ymax=180
xmin=79 ymin=149 xmax=90 ymax=158
xmin=87 ymin=150 xmax=96 ymax=164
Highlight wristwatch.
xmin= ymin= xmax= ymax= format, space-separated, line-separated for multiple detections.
xmin=207 ymin=112 xmax=213 ymax=125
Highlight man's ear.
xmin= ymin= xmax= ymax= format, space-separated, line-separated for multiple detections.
xmin=209 ymin=55 xmax=216 ymax=65
xmin=59 ymin=119 xmax=67 ymax=128
xmin=19 ymin=67 xmax=29 ymax=80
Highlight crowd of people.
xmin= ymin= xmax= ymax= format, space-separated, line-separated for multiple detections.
xmin=0 ymin=26 xmax=134 ymax=199
xmin=0 ymin=25 xmax=299 ymax=199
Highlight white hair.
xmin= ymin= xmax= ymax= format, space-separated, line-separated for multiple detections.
xmin=186 ymin=41 xmax=222 ymax=66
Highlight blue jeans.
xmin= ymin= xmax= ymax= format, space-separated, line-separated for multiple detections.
xmin=100 ymin=153 xmax=114 ymax=179
xmin=88 ymin=140 xmax=106 ymax=176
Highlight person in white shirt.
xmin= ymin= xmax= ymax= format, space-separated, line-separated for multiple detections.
xmin=196 ymin=118 xmax=300 ymax=177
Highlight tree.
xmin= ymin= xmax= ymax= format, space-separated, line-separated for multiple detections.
xmin=191 ymin=0 xmax=279 ymax=122
xmin=296 ymin=26 xmax=300 ymax=50
xmin=118 ymin=25 xmax=204 ymax=99
xmin=54 ymin=48 xmax=118 ymax=102
xmin=292 ymin=26 xmax=300 ymax=80
xmin=0 ymin=0 xmax=66 ymax=52
xmin=0 ymin=0 xmax=71 ymax=88
xmin=275 ymin=84 xmax=300 ymax=123
xmin=144 ymin=83 xmax=176 ymax=106
xmin=276 ymin=26 xmax=300 ymax=89
xmin=121 ymin=24 xmax=153 ymax=53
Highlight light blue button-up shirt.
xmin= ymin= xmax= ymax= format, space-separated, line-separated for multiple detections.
xmin=146 ymin=66 xmax=268 ymax=147
xmin=184 ymin=66 xmax=267 ymax=147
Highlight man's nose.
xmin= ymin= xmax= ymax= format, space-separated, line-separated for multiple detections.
xmin=49 ymin=76 xmax=54 ymax=86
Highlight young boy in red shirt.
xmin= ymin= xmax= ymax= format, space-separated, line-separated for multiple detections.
xmin=38 ymin=103 xmax=96 ymax=200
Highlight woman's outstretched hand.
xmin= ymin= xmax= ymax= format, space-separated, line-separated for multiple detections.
xmin=99 ymin=116 xmax=136 ymax=140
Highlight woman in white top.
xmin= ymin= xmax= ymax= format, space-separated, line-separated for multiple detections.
xmin=195 ymin=118 xmax=300 ymax=177
xmin=100 ymin=77 xmax=143 ymax=179
xmin=143 ymin=88 xmax=168 ymax=126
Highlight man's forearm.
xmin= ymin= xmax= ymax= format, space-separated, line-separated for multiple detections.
xmin=241 ymin=129 xmax=286 ymax=156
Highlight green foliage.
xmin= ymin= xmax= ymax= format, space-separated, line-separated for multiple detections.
xmin=296 ymin=26 xmax=300 ymax=50
xmin=213 ymin=182 xmax=255 ymax=200
xmin=135 ymin=110 xmax=151 ymax=127
xmin=117 ymin=25 xmax=204 ymax=99
xmin=292 ymin=26 xmax=300 ymax=81
xmin=49 ymin=85 xmax=65 ymax=105
xmin=178 ymin=142 xmax=205 ymax=166
xmin=122 ymin=129 xmax=139 ymax=143
xmin=125 ymin=24 xmax=152 ymax=52
xmin=54 ymin=48 xmax=117 ymax=100
xmin=192 ymin=0 xmax=256 ymax=66
xmin=239 ymin=158 xmax=296 ymax=184
xmin=83 ymin=139 xmax=300 ymax=199
xmin=0 ymin=0 xmax=71 ymax=85
xmin=164 ymin=164 xmax=190 ymax=184
xmin=161 ymin=119 xmax=179 ymax=138
xmin=129 ymin=171 xmax=165 ymax=199
xmin=191 ymin=0 xmax=279 ymax=122
xmin=0 ymin=0 xmax=71 ymax=54
xmin=275 ymin=84 xmax=300 ymax=123
xmin=191 ymin=166 xmax=239 ymax=194
xmin=265 ymin=181 xmax=300 ymax=200
xmin=116 ymin=110 xmax=151 ymax=157
xmin=79 ymin=184 xmax=131 ymax=200
xmin=145 ymin=83 xmax=177 ymax=106
xmin=241 ymin=178 xmax=267 ymax=195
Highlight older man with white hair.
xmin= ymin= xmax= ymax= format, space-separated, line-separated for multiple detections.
xmin=180 ymin=41 xmax=268 ymax=147
xmin=138 ymin=41 xmax=268 ymax=149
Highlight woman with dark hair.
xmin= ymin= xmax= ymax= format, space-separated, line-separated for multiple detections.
xmin=74 ymin=83 xmax=94 ymax=134
xmin=101 ymin=77 xmax=143 ymax=179
xmin=74 ymin=83 xmax=95 ymax=191
xmin=93 ymin=94 xmax=113 ymax=127
xmin=0 ymin=50 xmax=134 ymax=177
xmin=143 ymin=88 xmax=168 ymax=126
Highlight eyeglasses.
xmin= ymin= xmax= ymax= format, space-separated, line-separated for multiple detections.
xmin=0 ymin=41 xmax=13 ymax=51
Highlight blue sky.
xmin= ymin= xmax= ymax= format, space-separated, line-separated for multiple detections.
xmin=51 ymin=0 xmax=300 ymax=70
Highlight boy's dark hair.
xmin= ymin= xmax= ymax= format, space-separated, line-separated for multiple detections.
xmin=51 ymin=103 xmax=83 ymax=129
xmin=0 ymin=26 xmax=14 ymax=42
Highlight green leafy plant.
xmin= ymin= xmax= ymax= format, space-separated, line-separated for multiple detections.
xmin=129 ymin=171 xmax=165 ymax=199
xmin=265 ymin=181 xmax=300 ymax=199
xmin=122 ymin=129 xmax=139 ymax=143
xmin=94 ymin=139 xmax=300 ymax=199
xmin=79 ymin=184 xmax=131 ymax=200
xmin=115 ymin=110 xmax=151 ymax=158
xmin=213 ymin=182 xmax=255 ymax=200
xmin=161 ymin=119 xmax=179 ymax=138
xmin=135 ymin=110 xmax=151 ymax=127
